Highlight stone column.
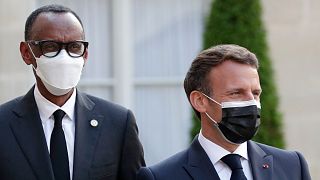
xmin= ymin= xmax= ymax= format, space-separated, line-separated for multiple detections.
xmin=111 ymin=0 xmax=134 ymax=109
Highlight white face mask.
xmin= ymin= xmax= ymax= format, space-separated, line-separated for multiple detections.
xmin=28 ymin=44 xmax=84 ymax=96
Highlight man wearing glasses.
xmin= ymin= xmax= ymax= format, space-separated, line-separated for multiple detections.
xmin=0 ymin=4 xmax=145 ymax=180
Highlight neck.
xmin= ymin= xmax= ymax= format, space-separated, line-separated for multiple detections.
xmin=201 ymin=119 xmax=239 ymax=152
xmin=36 ymin=76 xmax=73 ymax=107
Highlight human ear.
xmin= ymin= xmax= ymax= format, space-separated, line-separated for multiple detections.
xmin=82 ymin=48 xmax=88 ymax=67
xmin=19 ymin=42 xmax=34 ymax=65
xmin=190 ymin=91 xmax=208 ymax=113
xmin=83 ymin=49 xmax=88 ymax=61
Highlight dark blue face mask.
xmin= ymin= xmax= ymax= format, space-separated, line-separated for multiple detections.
xmin=202 ymin=93 xmax=261 ymax=144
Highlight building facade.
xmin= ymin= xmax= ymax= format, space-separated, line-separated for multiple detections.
xmin=0 ymin=0 xmax=318 ymax=178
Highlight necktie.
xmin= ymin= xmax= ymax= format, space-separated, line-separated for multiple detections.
xmin=221 ymin=154 xmax=247 ymax=180
xmin=50 ymin=109 xmax=70 ymax=180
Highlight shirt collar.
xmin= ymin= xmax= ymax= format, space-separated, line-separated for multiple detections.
xmin=198 ymin=130 xmax=248 ymax=166
xmin=34 ymin=85 xmax=77 ymax=121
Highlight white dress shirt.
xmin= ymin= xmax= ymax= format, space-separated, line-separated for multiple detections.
xmin=198 ymin=131 xmax=253 ymax=180
xmin=34 ymin=85 xmax=76 ymax=180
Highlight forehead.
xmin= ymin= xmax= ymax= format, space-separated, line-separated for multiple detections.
xmin=30 ymin=12 xmax=84 ymax=41
xmin=209 ymin=61 xmax=260 ymax=90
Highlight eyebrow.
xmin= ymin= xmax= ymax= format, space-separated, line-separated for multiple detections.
xmin=226 ymin=88 xmax=262 ymax=94
xmin=225 ymin=88 xmax=244 ymax=94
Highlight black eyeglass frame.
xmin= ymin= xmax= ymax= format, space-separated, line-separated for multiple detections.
xmin=27 ymin=40 xmax=89 ymax=58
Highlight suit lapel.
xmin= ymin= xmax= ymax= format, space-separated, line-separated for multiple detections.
xmin=248 ymin=141 xmax=273 ymax=180
xmin=72 ymin=91 xmax=104 ymax=180
xmin=10 ymin=87 xmax=55 ymax=180
xmin=183 ymin=137 xmax=220 ymax=180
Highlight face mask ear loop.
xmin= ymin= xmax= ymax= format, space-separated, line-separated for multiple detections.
xmin=27 ymin=43 xmax=38 ymax=70
xmin=204 ymin=112 xmax=219 ymax=126
xmin=201 ymin=92 xmax=221 ymax=126
xmin=201 ymin=92 xmax=222 ymax=106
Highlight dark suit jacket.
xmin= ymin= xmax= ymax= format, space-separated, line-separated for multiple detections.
xmin=0 ymin=86 xmax=145 ymax=180
xmin=137 ymin=136 xmax=311 ymax=180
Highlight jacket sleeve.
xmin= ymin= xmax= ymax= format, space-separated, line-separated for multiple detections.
xmin=295 ymin=151 xmax=311 ymax=180
xmin=118 ymin=110 xmax=146 ymax=180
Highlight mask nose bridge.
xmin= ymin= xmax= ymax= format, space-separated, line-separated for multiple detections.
xmin=59 ymin=43 xmax=76 ymax=57
xmin=52 ymin=43 xmax=68 ymax=57
xmin=59 ymin=48 xmax=68 ymax=55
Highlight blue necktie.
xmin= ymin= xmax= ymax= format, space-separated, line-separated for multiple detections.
xmin=50 ymin=109 xmax=70 ymax=180
xmin=221 ymin=154 xmax=247 ymax=180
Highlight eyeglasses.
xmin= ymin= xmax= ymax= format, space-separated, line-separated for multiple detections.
xmin=27 ymin=40 xmax=89 ymax=58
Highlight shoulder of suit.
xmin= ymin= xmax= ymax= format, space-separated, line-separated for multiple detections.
xmin=253 ymin=141 xmax=299 ymax=158
xmin=0 ymin=96 xmax=23 ymax=115
xmin=149 ymin=149 xmax=188 ymax=172
xmin=80 ymin=92 xmax=129 ymax=112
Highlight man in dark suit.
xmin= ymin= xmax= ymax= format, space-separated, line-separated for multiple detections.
xmin=137 ymin=45 xmax=311 ymax=180
xmin=0 ymin=4 xmax=145 ymax=180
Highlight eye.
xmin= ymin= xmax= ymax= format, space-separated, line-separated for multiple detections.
xmin=253 ymin=90 xmax=261 ymax=96
xmin=69 ymin=42 xmax=81 ymax=49
xmin=252 ymin=90 xmax=261 ymax=100
xmin=68 ymin=42 xmax=84 ymax=54
xmin=229 ymin=91 xmax=241 ymax=96
xmin=41 ymin=41 xmax=59 ymax=53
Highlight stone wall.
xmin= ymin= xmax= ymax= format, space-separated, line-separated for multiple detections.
xmin=262 ymin=0 xmax=319 ymax=178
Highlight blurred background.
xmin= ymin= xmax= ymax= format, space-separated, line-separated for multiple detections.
xmin=0 ymin=0 xmax=319 ymax=178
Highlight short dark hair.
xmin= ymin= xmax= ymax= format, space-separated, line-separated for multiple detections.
xmin=184 ymin=44 xmax=259 ymax=118
xmin=24 ymin=4 xmax=84 ymax=40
